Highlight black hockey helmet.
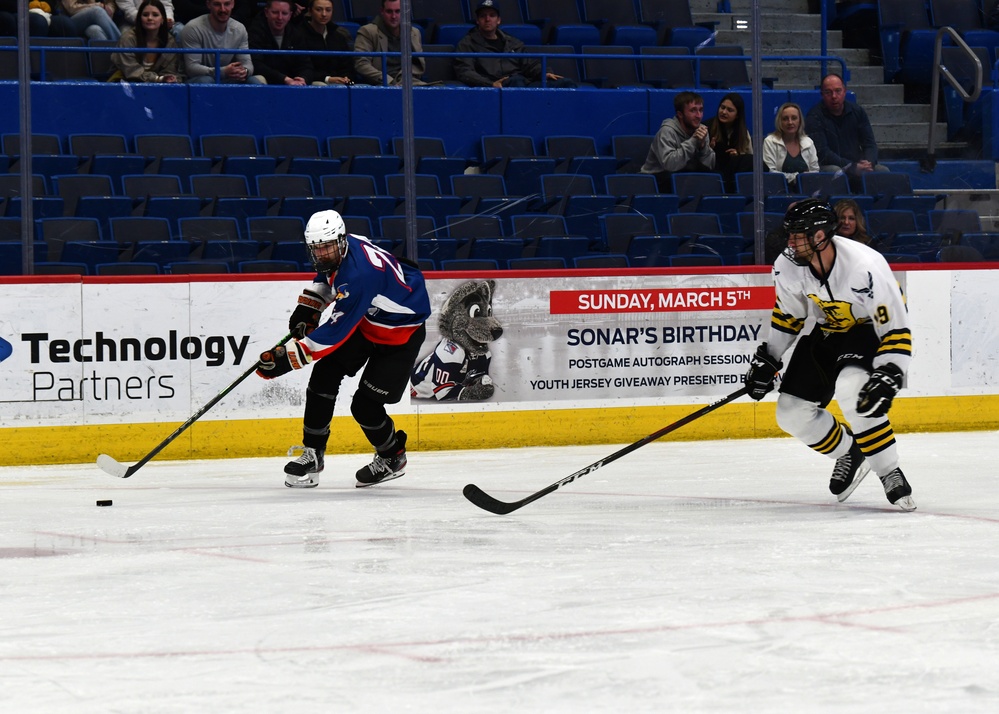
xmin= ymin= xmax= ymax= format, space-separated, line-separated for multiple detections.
xmin=782 ymin=199 xmax=838 ymax=266
xmin=783 ymin=198 xmax=838 ymax=240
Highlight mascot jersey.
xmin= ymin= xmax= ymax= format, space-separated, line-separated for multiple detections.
xmin=411 ymin=342 xmax=491 ymax=400
xmin=299 ymin=235 xmax=432 ymax=360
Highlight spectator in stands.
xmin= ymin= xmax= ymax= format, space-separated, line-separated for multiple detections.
xmin=248 ymin=0 xmax=310 ymax=85
xmin=117 ymin=0 xmax=181 ymax=38
xmin=353 ymin=0 xmax=427 ymax=86
xmin=763 ymin=102 xmax=819 ymax=190
xmin=452 ymin=0 xmax=575 ymax=88
xmin=640 ymin=90 xmax=715 ymax=193
xmin=0 ymin=0 xmax=52 ymax=36
xmin=707 ymin=92 xmax=753 ymax=193
xmin=834 ymin=198 xmax=871 ymax=245
xmin=180 ymin=0 xmax=262 ymax=83
xmin=56 ymin=0 xmax=121 ymax=41
xmin=110 ymin=0 xmax=182 ymax=82
xmin=299 ymin=0 xmax=354 ymax=85
xmin=807 ymin=74 xmax=887 ymax=190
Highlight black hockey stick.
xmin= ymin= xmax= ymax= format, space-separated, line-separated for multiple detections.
xmin=463 ymin=385 xmax=751 ymax=514
xmin=97 ymin=332 xmax=293 ymax=479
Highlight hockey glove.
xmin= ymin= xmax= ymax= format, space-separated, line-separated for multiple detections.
xmin=744 ymin=343 xmax=782 ymax=401
xmin=257 ymin=341 xmax=310 ymax=380
xmin=856 ymin=363 xmax=903 ymax=418
xmin=289 ymin=289 xmax=326 ymax=339
xmin=458 ymin=374 xmax=494 ymax=401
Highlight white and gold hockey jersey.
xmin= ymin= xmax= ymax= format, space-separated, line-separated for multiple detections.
xmin=765 ymin=236 xmax=913 ymax=379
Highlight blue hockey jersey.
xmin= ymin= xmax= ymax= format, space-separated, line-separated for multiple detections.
xmin=299 ymin=235 xmax=431 ymax=360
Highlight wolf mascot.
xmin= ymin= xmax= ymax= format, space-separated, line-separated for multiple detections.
xmin=410 ymin=280 xmax=503 ymax=401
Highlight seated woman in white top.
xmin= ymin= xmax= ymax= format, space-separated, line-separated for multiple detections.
xmin=762 ymin=102 xmax=819 ymax=190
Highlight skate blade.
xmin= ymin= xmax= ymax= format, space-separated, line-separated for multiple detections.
xmin=893 ymin=495 xmax=917 ymax=512
xmin=355 ymin=472 xmax=404 ymax=489
xmin=836 ymin=463 xmax=872 ymax=503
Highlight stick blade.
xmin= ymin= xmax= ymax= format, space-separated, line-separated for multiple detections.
xmin=462 ymin=483 xmax=522 ymax=515
xmin=96 ymin=454 xmax=132 ymax=479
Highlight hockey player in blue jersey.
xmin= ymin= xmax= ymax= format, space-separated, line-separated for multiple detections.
xmin=256 ymin=210 xmax=431 ymax=488
xmin=744 ymin=199 xmax=916 ymax=511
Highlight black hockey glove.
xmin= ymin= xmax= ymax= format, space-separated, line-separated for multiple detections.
xmin=257 ymin=341 xmax=310 ymax=380
xmin=458 ymin=374 xmax=495 ymax=401
xmin=856 ymin=363 xmax=903 ymax=418
xmin=289 ymin=289 xmax=325 ymax=339
xmin=744 ymin=343 xmax=782 ymax=401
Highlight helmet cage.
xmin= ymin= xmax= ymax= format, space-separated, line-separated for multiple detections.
xmin=304 ymin=210 xmax=348 ymax=273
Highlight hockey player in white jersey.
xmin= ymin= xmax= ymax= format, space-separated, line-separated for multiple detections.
xmin=744 ymin=199 xmax=915 ymax=511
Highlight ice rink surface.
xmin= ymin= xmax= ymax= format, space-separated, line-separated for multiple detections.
xmin=2 ymin=431 xmax=998 ymax=713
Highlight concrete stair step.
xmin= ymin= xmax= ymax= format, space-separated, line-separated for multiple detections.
xmin=714 ymin=29 xmax=843 ymax=51
xmin=866 ymin=103 xmax=935 ymax=123
xmin=769 ymin=65 xmax=884 ymax=87
xmin=872 ymin=122 xmax=948 ymax=144
xmin=700 ymin=13 xmax=821 ymax=33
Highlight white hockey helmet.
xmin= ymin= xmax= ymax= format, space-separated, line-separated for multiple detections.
xmin=304 ymin=210 xmax=348 ymax=273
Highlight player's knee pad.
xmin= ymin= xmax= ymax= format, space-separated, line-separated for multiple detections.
xmin=775 ymin=393 xmax=820 ymax=435
xmin=350 ymin=391 xmax=388 ymax=429
xmin=835 ymin=366 xmax=869 ymax=423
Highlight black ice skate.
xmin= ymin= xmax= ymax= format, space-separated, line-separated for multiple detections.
xmin=356 ymin=431 xmax=407 ymax=488
xmin=879 ymin=468 xmax=916 ymax=511
xmin=829 ymin=438 xmax=870 ymax=503
xmin=284 ymin=447 xmax=324 ymax=488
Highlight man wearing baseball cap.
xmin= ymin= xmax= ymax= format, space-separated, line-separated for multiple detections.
xmin=454 ymin=0 xmax=576 ymax=87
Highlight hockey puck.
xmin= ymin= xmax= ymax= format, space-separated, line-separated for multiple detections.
xmin=96 ymin=500 xmax=113 ymax=507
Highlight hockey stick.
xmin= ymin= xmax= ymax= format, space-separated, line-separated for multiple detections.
xmin=463 ymin=385 xmax=751 ymax=514
xmin=97 ymin=332 xmax=293 ymax=479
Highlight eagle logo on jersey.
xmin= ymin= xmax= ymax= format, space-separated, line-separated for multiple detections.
xmin=806 ymin=293 xmax=867 ymax=332
xmin=851 ymin=272 xmax=875 ymax=300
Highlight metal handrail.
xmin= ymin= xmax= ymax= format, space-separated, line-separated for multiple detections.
xmin=925 ymin=26 xmax=983 ymax=171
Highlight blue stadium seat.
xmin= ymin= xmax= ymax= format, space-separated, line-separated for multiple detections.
xmin=600 ymin=213 xmax=658 ymax=253
xmin=669 ymin=254 xmax=725 ymax=267
xmin=627 ymin=235 xmax=682 ymax=267
xmin=132 ymin=240 xmax=196 ymax=269
xmin=535 ymin=236 xmax=591 ymax=261
xmin=278 ymin=196 xmax=339 ymax=223
xmin=201 ymin=240 xmax=264 ymax=269
xmin=59 ymin=240 xmax=122 ymax=272
xmin=509 ymin=256 xmax=568 ymax=269
xmin=560 ymin=195 xmax=620 ymax=238
xmin=417 ymin=238 xmax=460 ymax=264
xmin=468 ymin=238 xmax=527 ymax=268
xmin=667 ymin=212 xmax=723 ymax=239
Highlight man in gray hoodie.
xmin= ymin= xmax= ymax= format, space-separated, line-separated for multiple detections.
xmin=641 ymin=91 xmax=716 ymax=192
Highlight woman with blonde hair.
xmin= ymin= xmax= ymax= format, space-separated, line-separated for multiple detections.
xmin=763 ymin=102 xmax=819 ymax=189
xmin=110 ymin=0 xmax=182 ymax=82
xmin=834 ymin=198 xmax=871 ymax=245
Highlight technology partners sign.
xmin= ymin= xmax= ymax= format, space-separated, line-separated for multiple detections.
xmin=415 ymin=273 xmax=775 ymax=404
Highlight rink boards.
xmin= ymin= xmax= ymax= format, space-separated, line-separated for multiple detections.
xmin=1 ymin=267 xmax=998 ymax=466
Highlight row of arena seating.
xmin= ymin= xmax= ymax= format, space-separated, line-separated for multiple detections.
xmin=335 ymin=0 xmax=713 ymax=48
xmin=0 ymin=0 xmax=714 ymax=49
xmin=3 ymin=197 xmax=998 ymax=276
xmin=1 ymin=38 xmax=752 ymax=90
